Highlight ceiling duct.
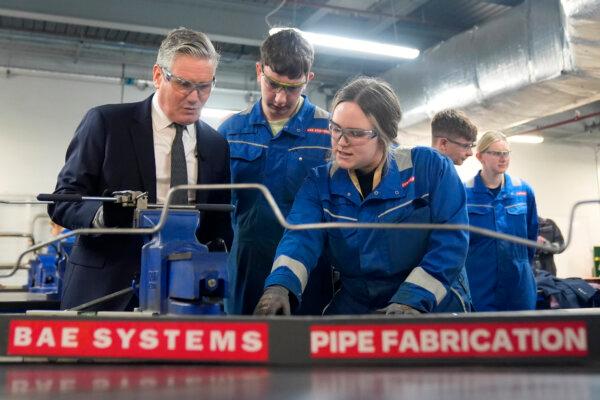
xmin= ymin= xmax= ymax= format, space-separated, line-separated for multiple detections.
xmin=383 ymin=0 xmax=600 ymax=142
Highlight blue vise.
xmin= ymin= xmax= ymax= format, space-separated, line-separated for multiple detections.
xmin=28 ymin=232 xmax=75 ymax=296
xmin=137 ymin=209 xmax=228 ymax=315
xmin=28 ymin=249 xmax=58 ymax=294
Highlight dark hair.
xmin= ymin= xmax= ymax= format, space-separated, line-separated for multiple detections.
xmin=156 ymin=27 xmax=220 ymax=68
xmin=331 ymin=76 xmax=402 ymax=150
xmin=431 ymin=109 xmax=477 ymax=142
xmin=260 ymin=29 xmax=314 ymax=79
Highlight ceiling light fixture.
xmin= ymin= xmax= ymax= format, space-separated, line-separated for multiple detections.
xmin=269 ymin=28 xmax=420 ymax=60
xmin=507 ymin=134 xmax=544 ymax=144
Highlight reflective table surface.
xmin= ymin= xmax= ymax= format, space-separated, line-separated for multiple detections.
xmin=1 ymin=364 xmax=599 ymax=400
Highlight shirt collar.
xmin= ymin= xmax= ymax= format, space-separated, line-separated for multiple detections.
xmin=249 ymin=94 xmax=309 ymax=131
xmin=151 ymin=94 xmax=194 ymax=132
xmin=474 ymin=171 xmax=506 ymax=194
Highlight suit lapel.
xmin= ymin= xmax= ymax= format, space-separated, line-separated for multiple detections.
xmin=130 ymin=95 xmax=157 ymax=202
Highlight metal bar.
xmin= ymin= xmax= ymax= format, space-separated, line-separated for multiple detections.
xmin=69 ymin=286 xmax=136 ymax=311
xmin=0 ymin=233 xmax=34 ymax=240
xmin=0 ymin=183 xmax=586 ymax=279
xmin=513 ymin=110 xmax=600 ymax=136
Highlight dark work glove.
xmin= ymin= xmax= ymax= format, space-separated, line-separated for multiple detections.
xmin=375 ymin=303 xmax=422 ymax=316
xmin=101 ymin=190 xmax=135 ymax=228
xmin=253 ymin=285 xmax=291 ymax=316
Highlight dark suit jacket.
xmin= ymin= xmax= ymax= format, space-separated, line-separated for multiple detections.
xmin=48 ymin=95 xmax=232 ymax=310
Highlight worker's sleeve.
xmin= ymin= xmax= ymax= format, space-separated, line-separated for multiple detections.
xmin=47 ymin=108 xmax=106 ymax=230
xmin=390 ymin=152 xmax=469 ymax=312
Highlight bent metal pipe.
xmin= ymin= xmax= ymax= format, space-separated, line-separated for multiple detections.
xmin=0 ymin=183 xmax=580 ymax=278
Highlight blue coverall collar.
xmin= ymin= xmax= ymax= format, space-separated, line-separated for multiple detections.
xmin=249 ymin=95 xmax=313 ymax=137
xmin=375 ymin=153 xmax=412 ymax=200
xmin=328 ymin=152 xmax=408 ymax=204
xmin=474 ymin=171 xmax=517 ymax=197
xmin=329 ymin=165 xmax=362 ymax=205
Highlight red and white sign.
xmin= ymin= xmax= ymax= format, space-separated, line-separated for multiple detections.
xmin=8 ymin=320 xmax=268 ymax=362
xmin=310 ymin=321 xmax=588 ymax=359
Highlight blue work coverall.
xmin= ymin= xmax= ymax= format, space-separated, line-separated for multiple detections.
xmin=219 ymin=96 xmax=333 ymax=315
xmin=464 ymin=172 xmax=538 ymax=311
xmin=264 ymin=146 xmax=472 ymax=314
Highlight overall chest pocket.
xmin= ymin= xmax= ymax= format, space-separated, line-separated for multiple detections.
xmin=505 ymin=202 xmax=527 ymax=237
xmin=380 ymin=197 xmax=431 ymax=270
xmin=284 ymin=146 xmax=330 ymax=203
xmin=228 ymin=141 xmax=265 ymax=183
xmin=287 ymin=145 xmax=329 ymax=177
xmin=467 ymin=204 xmax=494 ymax=243
xmin=377 ymin=196 xmax=430 ymax=223
xmin=324 ymin=198 xmax=358 ymax=240
xmin=468 ymin=204 xmax=493 ymax=221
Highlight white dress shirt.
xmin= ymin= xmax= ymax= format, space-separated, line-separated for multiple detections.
xmin=151 ymin=95 xmax=198 ymax=204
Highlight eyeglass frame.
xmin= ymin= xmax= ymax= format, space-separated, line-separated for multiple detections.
xmin=328 ymin=121 xmax=378 ymax=144
xmin=160 ymin=66 xmax=216 ymax=95
xmin=483 ymin=150 xmax=511 ymax=158
xmin=442 ymin=137 xmax=476 ymax=150
xmin=260 ymin=64 xmax=308 ymax=95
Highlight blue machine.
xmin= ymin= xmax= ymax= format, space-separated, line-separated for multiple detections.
xmin=137 ymin=209 xmax=228 ymax=315
xmin=27 ymin=249 xmax=58 ymax=294
xmin=27 ymin=232 xmax=74 ymax=296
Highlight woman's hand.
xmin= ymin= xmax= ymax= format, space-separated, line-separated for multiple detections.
xmin=253 ymin=285 xmax=291 ymax=316
xmin=375 ymin=303 xmax=422 ymax=316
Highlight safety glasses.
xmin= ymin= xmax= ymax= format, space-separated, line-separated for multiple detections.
xmin=161 ymin=66 xmax=216 ymax=96
xmin=260 ymin=65 xmax=307 ymax=95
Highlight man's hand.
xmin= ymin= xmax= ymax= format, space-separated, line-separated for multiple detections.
xmin=101 ymin=190 xmax=135 ymax=228
xmin=253 ymin=285 xmax=291 ymax=316
xmin=375 ymin=303 xmax=422 ymax=316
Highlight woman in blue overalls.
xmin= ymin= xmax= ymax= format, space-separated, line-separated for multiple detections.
xmin=254 ymin=77 xmax=471 ymax=316
xmin=464 ymin=131 xmax=538 ymax=311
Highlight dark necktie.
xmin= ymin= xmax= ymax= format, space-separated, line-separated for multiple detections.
xmin=170 ymin=123 xmax=188 ymax=204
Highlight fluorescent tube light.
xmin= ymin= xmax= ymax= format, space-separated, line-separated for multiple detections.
xmin=269 ymin=28 xmax=420 ymax=60
xmin=507 ymin=134 xmax=544 ymax=144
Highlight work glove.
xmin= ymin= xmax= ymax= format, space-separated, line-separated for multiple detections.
xmin=375 ymin=303 xmax=422 ymax=316
xmin=101 ymin=190 xmax=135 ymax=228
xmin=253 ymin=285 xmax=291 ymax=316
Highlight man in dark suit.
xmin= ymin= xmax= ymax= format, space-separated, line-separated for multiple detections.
xmin=48 ymin=28 xmax=232 ymax=311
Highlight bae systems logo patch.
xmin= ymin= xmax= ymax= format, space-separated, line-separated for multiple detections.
xmin=402 ymin=176 xmax=415 ymax=188
xmin=306 ymin=128 xmax=330 ymax=135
